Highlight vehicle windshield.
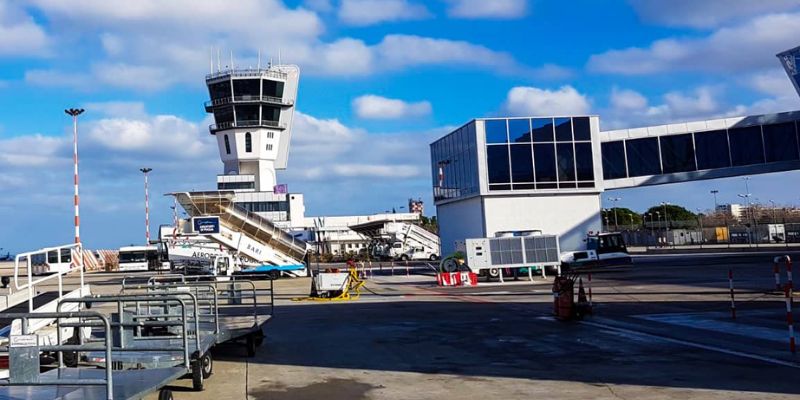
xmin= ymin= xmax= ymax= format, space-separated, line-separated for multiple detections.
xmin=119 ymin=251 xmax=148 ymax=263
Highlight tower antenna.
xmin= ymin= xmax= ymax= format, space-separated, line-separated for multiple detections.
xmin=209 ymin=46 xmax=214 ymax=74
xmin=216 ymin=48 xmax=221 ymax=72
xmin=257 ymin=49 xmax=262 ymax=70
xmin=278 ymin=48 xmax=282 ymax=66
xmin=230 ymin=50 xmax=234 ymax=71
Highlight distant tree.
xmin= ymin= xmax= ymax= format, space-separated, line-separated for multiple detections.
xmin=601 ymin=207 xmax=642 ymax=227
xmin=645 ymin=204 xmax=697 ymax=225
xmin=420 ymin=215 xmax=438 ymax=234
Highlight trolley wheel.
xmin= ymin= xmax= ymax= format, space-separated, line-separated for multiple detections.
xmin=246 ymin=333 xmax=257 ymax=357
xmin=201 ymin=352 xmax=213 ymax=379
xmin=429 ymin=254 xmax=438 ymax=261
xmin=488 ymin=268 xmax=500 ymax=279
xmin=192 ymin=359 xmax=204 ymax=391
xmin=159 ymin=389 xmax=174 ymax=400
xmin=254 ymin=329 xmax=265 ymax=347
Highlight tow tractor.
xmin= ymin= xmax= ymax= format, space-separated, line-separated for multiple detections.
xmin=559 ymin=232 xmax=632 ymax=269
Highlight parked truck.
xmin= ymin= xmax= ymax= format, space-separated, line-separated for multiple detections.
xmin=350 ymin=219 xmax=440 ymax=261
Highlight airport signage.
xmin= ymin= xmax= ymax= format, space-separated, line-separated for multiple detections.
xmin=192 ymin=217 xmax=220 ymax=235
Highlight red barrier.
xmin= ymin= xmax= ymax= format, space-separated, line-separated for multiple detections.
xmin=437 ymin=272 xmax=478 ymax=287
xmin=785 ymin=285 xmax=796 ymax=354
xmin=774 ymin=255 xmax=792 ymax=292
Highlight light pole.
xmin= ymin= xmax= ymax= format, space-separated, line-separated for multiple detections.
xmin=696 ymin=208 xmax=705 ymax=247
xmin=710 ymin=189 xmax=719 ymax=214
xmin=661 ymin=202 xmax=670 ymax=232
xmin=140 ymin=168 xmax=153 ymax=244
xmin=608 ymin=197 xmax=621 ymax=231
xmin=769 ymin=200 xmax=777 ymax=224
xmin=738 ymin=192 xmax=753 ymax=245
xmin=65 ymin=108 xmax=85 ymax=245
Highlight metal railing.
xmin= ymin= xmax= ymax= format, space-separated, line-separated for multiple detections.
xmin=205 ymin=95 xmax=293 ymax=108
xmin=209 ymin=120 xmax=286 ymax=132
xmin=206 ymin=68 xmax=288 ymax=81
xmin=13 ymin=243 xmax=85 ymax=313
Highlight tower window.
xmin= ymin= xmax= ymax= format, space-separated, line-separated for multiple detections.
xmin=266 ymin=144 xmax=273 ymax=151
xmin=224 ymin=134 xmax=231 ymax=154
xmin=267 ymin=132 xmax=274 ymax=139
xmin=245 ymin=132 xmax=252 ymax=152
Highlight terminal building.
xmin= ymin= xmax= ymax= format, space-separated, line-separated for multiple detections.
xmin=432 ymin=48 xmax=800 ymax=256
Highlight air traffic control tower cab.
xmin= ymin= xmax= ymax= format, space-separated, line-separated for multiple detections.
xmin=205 ymin=64 xmax=300 ymax=193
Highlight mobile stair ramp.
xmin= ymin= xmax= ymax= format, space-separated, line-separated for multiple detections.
xmin=173 ymin=191 xmax=308 ymax=277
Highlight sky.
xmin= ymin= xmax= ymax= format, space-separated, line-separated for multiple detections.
xmin=2 ymin=0 xmax=800 ymax=253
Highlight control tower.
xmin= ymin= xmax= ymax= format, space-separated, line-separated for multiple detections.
xmin=204 ymin=63 xmax=305 ymax=227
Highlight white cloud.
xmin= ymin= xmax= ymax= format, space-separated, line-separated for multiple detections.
xmin=629 ymin=0 xmax=800 ymax=28
xmin=610 ymin=87 xmax=648 ymax=111
xmin=445 ymin=0 xmax=527 ymax=19
xmin=338 ymin=0 xmax=430 ymax=26
xmin=303 ymin=0 xmax=334 ymax=13
xmin=503 ymin=86 xmax=591 ymax=116
xmin=352 ymin=95 xmax=432 ymax=119
xmin=0 ymin=1 xmax=50 ymax=56
xmin=0 ymin=134 xmax=68 ymax=167
xmin=588 ymin=13 xmax=800 ymax=75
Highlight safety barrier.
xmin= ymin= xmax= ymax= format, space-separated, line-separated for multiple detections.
xmin=436 ymin=272 xmax=477 ymax=287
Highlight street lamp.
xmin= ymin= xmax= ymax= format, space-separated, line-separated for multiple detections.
xmin=661 ymin=202 xmax=670 ymax=232
xmin=769 ymin=199 xmax=777 ymax=224
xmin=64 ymin=108 xmax=85 ymax=244
xmin=140 ymin=167 xmax=153 ymax=244
xmin=710 ymin=189 xmax=719 ymax=213
xmin=607 ymin=197 xmax=621 ymax=231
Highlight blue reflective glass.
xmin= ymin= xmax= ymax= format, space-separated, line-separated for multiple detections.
xmin=763 ymin=122 xmax=799 ymax=162
xmin=556 ymin=143 xmax=575 ymax=181
xmin=487 ymin=145 xmax=511 ymax=183
xmin=485 ymin=120 xmax=508 ymax=144
xmin=660 ymin=134 xmax=696 ymax=173
xmin=510 ymin=144 xmax=534 ymax=183
xmin=532 ymin=118 xmax=554 ymax=142
xmin=729 ymin=126 xmax=765 ymax=166
xmin=626 ymin=137 xmax=661 ymax=177
xmin=694 ymin=130 xmax=730 ymax=170
xmin=533 ymin=143 xmax=557 ymax=182
xmin=601 ymin=141 xmax=626 ymax=179
xmin=575 ymin=142 xmax=594 ymax=181
xmin=555 ymin=118 xmax=572 ymax=142
xmin=572 ymin=117 xmax=591 ymax=141
xmin=508 ymin=119 xmax=532 ymax=143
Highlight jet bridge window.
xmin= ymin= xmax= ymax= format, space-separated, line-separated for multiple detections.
xmin=729 ymin=125 xmax=765 ymax=166
xmin=660 ymin=134 xmax=696 ymax=173
xmin=625 ymin=137 xmax=661 ymax=177
xmin=694 ymin=130 xmax=730 ymax=170
xmin=763 ymin=122 xmax=799 ymax=163
xmin=601 ymin=141 xmax=626 ymax=179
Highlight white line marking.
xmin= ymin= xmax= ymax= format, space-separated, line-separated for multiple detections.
xmin=581 ymin=320 xmax=800 ymax=369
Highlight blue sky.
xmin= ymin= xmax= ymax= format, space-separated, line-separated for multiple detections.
xmin=2 ymin=0 xmax=800 ymax=253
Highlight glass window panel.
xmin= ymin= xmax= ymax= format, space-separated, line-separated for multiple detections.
xmin=208 ymin=81 xmax=231 ymax=100
xmin=763 ymin=122 xmax=799 ymax=162
xmin=532 ymin=118 xmax=554 ymax=142
xmin=508 ymin=119 xmax=532 ymax=143
xmin=537 ymin=182 xmax=557 ymax=189
xmin=556 ymin=143 xmax=576 ymax=181
xmin=489 ymin=184 xmax=511 ymax=191
xmin=694 ymin=130 xmax=730 ymax=170
xmin=601 ymin=141 xmax=626 ymax=179
xmin=660 ymin=134 xmax=696 ymax=173
xmin=262 ymin=80 xmax=284 ymax=98
xmin=232 ymin=79 xmax=260 ymax=98
xmin=559 ymin=182 xmax=577 ymax=189
xmin=555 ymin=118 xmax=572 ymax=142
xmin=487 ymin=145 xmax=511 ymax=184
xmin=214 ymin=106 xmax=234 ymax=124
xmin=729 ymin=126 xmax=765 ymax=166
xmin=235 ymin=105 xmax=259 ymax=123
xmin=575 ymin=142 xmax=594 ymax=181
xmin=262 ymin=106 xmax=280 ymax=122
xmin=626 ymin=137 xmax=661 ymax=177
xmin=510 ymin=144 xmax=534 ymax=183
xmin=513 ymin=183 xmax=536 ymax=190
xmin=572 ymin=117 xmax=591 ymax=141
xmin=485 ymin=120 xmax=508 ymax=144
xmin=533 ymin=143 xmax=557 ymax=182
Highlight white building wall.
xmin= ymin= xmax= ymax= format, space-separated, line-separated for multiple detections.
xmin=481 ymin=194 xmax=602 ymax=253
xmin=437 ymin=196 xmax=486 ymax=256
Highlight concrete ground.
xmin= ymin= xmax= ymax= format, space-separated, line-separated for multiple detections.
xmin=4 ymin=252 xmax=800 ymax=399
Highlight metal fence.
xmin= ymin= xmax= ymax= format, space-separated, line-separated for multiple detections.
xmin=614 ymin=221 xmax=800 ymax=248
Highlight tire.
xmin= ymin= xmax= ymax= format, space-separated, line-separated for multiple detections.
xmin=246 ymin=334 xmax=257 ymax=357
xmin=440 ymin=258 xmax=458 ymax=273
xmin=254 ymin=329 xmax=265 ymax=347
xmin=159 ymin=389 xmax=174 ymax=400
xmin=201 ymin=352 xmax=213 ymax=379
xmin=399 ymin=255 xmax=409 ymax=262
xmin=192 ymin=359 xmax=204 ymax=391
xmin=488 ymin=268 xmax=500 ymax=278
xmin=268 ymin=270 xmax=281 ymax=280
xmin=429 ymin=254 xmax=438 ymax=261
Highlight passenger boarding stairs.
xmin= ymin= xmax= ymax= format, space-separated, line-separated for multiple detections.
xmin=0 ymin=243 xmax=91 ymax=377
xmin=173 ymin=191 xmax=308 ymax=275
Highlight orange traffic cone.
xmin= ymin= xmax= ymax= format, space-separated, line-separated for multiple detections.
xmin=576 ymin=277 xmax=592 ymax=317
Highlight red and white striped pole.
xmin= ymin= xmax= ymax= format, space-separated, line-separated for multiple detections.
xmin=785 ymin=257 xmax=793 ymax=292
xmin=140 ymin=167 xmax=153 ymax=245
xmin=774 ymin=260 xmax=782 ymax=291
xmin=728 ymin=268 xmax=736 ymax=319
xmin=785 ymin=285 xmax=796 ymax=354
xmin=65 ymin=108 xmax=84 ymax=244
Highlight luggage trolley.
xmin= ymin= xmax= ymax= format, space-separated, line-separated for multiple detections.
xmin=60 ymin=292 xmax=217 ymax=391
xmin=0 ymin=311 xmax=188 ymax=400
xmin=122 ymin=277 xmax=273 ymax=356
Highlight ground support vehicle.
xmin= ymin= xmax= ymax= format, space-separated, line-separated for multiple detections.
xmin=559 ymin=232 xmax=632 ymax=269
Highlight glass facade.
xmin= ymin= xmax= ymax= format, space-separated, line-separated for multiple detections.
xmin=430 ymin=122 xmax=480 ymax=202
xmin=482 ymin=117 xmax=595 ymax=192
xmin=601 ymin=118 xmax=800 ymax=180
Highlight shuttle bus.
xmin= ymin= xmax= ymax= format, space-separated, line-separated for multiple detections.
xmin=29 ymin=247 xmax=77 ymax=275
xmin=118 ymin=245 xmax=164 ymax=272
